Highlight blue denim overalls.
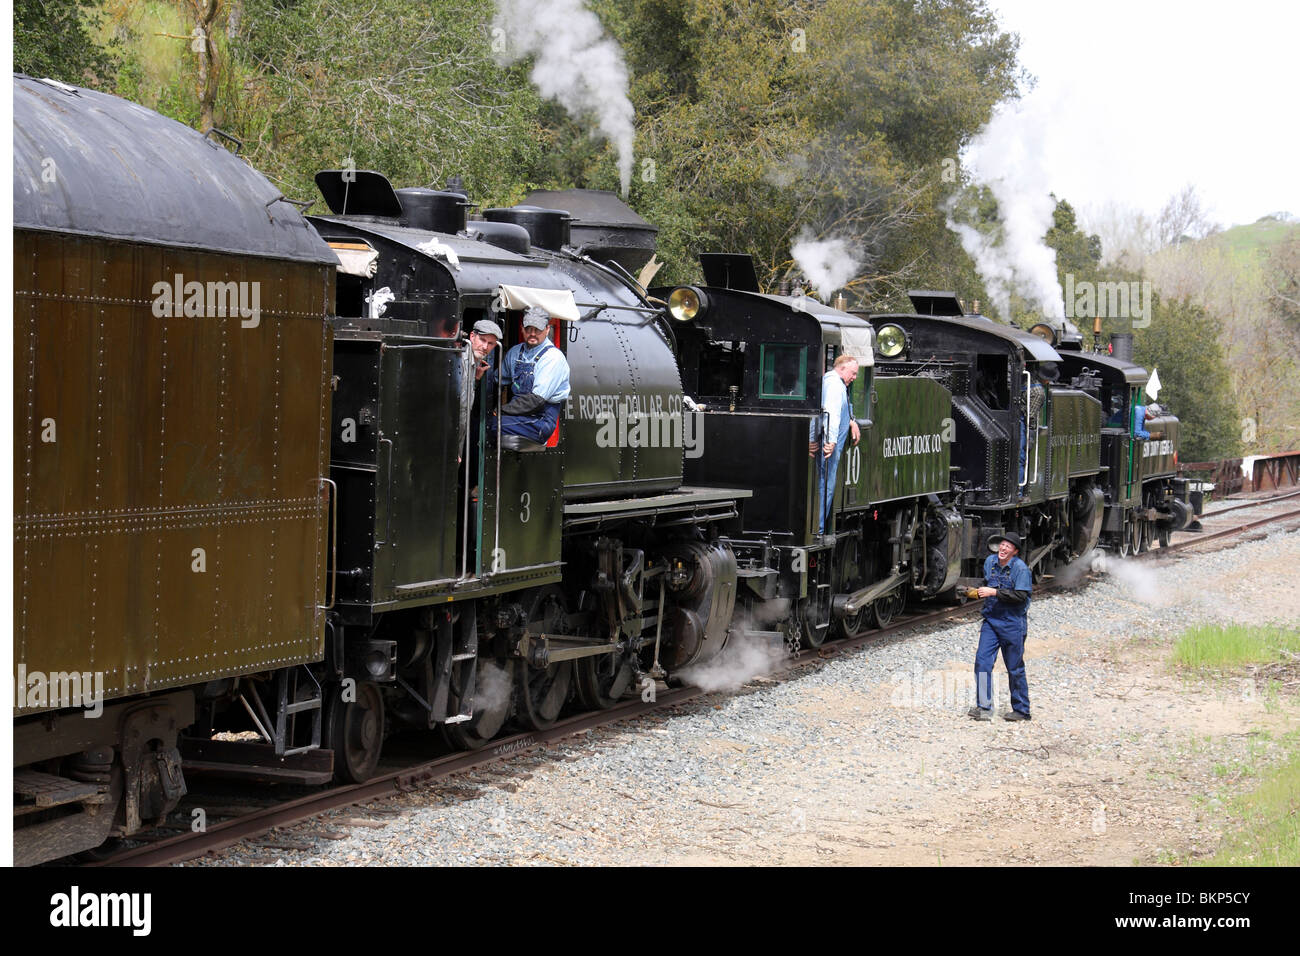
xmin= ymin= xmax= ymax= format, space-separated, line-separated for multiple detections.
xmin=502 ymin=341 xmax=560 ymax=443
xmin=974 ymin=554 xmax=1032 ymax=715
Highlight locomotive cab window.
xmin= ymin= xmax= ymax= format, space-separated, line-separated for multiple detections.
xmin=974 ymin=354 xmax=1010 ymax=410
xmin=697 ymin=339 xmax=746 ymax=399
xmin=758 ymin=344 xmax=806 ymax=399
xmin=328 ymin=240 xmax=378 ymax=318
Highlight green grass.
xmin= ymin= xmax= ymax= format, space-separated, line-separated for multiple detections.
xmin=1200 ymin=734 xmax=1300 ymax=866
xmin=1169 ymin=623 xmax=1300 ymax=672
xmin=1212 ymin=218 xmax=1300 ymax=260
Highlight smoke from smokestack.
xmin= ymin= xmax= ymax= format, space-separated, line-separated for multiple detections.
xmin=791 ymin=230 xmax=860 ymax=301
xmin=493 ymin=1 xmax=636 ymax=197
xmin=945 ymin=93 xmax=1066 ymax=323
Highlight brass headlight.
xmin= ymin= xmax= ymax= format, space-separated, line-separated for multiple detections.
xmin=876 ymin=323 xmax=906 ymax=358
xmin=1029 ymin=322 xmax=1058 ymax=346
xmin=668 ymin=286 xmax=704 ymax=322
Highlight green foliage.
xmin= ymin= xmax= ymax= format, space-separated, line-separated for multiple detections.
xmin=1046 ymin=198 xmax=1102 ymax=286
xmin=230 ymin=0 xmax=547 ymax=205
xmin=14 ymin=0 xmax=119 ymax=84
xmin=1132 ymin=295 xmax=1240 ymax=461
xmin=584 ymin=0 xmax=1022 ymax=294
xmin=37 ymin=0 xmax=1022 ymax=302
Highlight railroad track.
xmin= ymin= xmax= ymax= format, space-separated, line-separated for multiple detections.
xmin=88 ymin=501 xmax=1300 ymax=867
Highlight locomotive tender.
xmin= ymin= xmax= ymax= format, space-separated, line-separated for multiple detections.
xmin=12 ymin=79 xmax=1198 ymax=864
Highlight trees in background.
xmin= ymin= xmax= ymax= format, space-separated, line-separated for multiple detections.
xmin=1133 ymin=296 xmax=1240 ymax=464
xmin=14 ymin=0 xmax=119 ymax=83
xmin=17 ymin=0 xmax=1286 ymax=458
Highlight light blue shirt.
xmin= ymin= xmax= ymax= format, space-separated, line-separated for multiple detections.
xmin=809 ymin=370 xmax=851 ymax=445
xmin=502 ymin=340 xmax=571 ymax=404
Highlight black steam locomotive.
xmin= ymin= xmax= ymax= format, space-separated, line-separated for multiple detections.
xmin=12 ymin=78 xmax=1197 ymax=864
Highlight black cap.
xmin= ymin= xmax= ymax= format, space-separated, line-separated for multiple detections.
xmin=1036 ymin=362 xmax=1060 ymax=383
xmin=991 ymin=531 xmax=1022 ymax=552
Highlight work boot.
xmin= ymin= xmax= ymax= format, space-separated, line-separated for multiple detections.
xmin=1003 ymin=710 xmax=1031 ymax=721
xmin=967 ymin=707 xmax=991 ymax=721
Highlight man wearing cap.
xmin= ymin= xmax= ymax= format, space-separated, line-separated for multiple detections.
xmin=469 ymin=318 xmax=502 ymax=380
xmin=498 ymin=306 xmax=571 ymax=443
xmin=968 ymin=531 xmax=1033 ymax=721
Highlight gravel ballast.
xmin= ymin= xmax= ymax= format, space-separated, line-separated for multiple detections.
xmin=186 ymin=524 xmax=1300 ymax=866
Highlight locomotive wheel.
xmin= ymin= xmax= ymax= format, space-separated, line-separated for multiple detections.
xmin=1158 ymin=525 xmax=1172 ymax=549
xmin=515 ymin=658 xmax=573 ymax=729
xmin=800 ymin=597 xmax=830 ymax=649
xmin=1138 ymin=520 xmax=1153 ymax=553
xmin=871 ymin=589 xmax=900 ymax=629
xmin=513 ymin=588 xmax=575 ymax=729
xmin=1127 ymin=516 xmax=1143 ymax=556
xmin=840 ymin=607 xmax=868 ymax=639
xmin=328 ymin=680 xmax=385 ymax=784
xmin=576 ymin=648 xmax=637 ymax=710
xmin=442 ymin=660 xmax=514 ymax=751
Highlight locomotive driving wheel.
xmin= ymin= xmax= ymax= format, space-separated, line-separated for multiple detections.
xmin=442 ymin=659 xmax=514 ymax=751
xmin=514 ymin=588 xmax=574 ymax=730
xmin=576 ymin=645 xmax=637 ymax=710
xmin=871 ymin=587 xmax=902 ymax=629
xmin=1127 ymin=515 xmax=1143 ymax=556
xmin=1158 ymin=524 xmax=1172 ymax=549
xmin=800 ymin=594 xmax=831 ymax=649
xmin=840 ymin=607 xmax=869 ymax=639
xmin=327 ymin=680 xmax=385 ymax=784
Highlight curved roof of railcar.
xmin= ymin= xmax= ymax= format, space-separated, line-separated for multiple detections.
xmin=1056 ymin=349 xmax=1150 ymax=385
xmin=309 ymin=214 xmax=657 ymax=322
xmin=12 ymin=75 xmax=334 ymax=264
xmin=862 ymin=311 xmax=1063 ymax=362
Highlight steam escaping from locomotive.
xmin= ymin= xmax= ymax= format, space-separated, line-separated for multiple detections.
xmin=791 ymin=230 xmax=860 ymax=301
xmin=493 ymin=0 xmax=636 ymax=197
xmin=675 ymin=630 xmax=787 ymax=694
xmin=945 ymin=95 xmax=1066 ymax=323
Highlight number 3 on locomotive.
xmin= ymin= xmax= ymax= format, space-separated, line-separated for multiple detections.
xmin=520 ymin=492 xmax=531 ymax=523
xmin=845 ymin=445 xmax=862 ymax=485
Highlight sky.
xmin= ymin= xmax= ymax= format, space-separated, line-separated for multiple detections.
xmin=982 ymin=0 xmax=1300 ymax=229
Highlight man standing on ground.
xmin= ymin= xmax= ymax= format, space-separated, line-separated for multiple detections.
xmin=968 ymin=531 xmax=1033 ymax=721
xmin=809 ymin=354 xmax=861 ymax=535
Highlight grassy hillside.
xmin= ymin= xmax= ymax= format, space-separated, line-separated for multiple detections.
xmin=1213 ymin=217 xmax=1300 ymax=260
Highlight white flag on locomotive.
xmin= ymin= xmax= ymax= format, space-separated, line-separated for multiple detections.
xmin=494 ymin=284 xmax=581 ymax=322
xmin=1145 ymin=367 xmax=1162 ymax=401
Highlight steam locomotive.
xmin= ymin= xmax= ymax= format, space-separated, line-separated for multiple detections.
xmin=11 ymin=77 xmax=1197 ymax=864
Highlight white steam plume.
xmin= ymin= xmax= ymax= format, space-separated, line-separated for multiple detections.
xmin=676 ymin=632 xmax=787 ymax=694
xmin=493 ymin=0 xmax=635 ymax=197
xmin=946 ymin=93 xmax=1065 ymax=322
xmin=791 ymin=230 xmax=859 ymax=301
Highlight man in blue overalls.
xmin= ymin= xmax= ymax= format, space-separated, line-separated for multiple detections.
xmin=968 ymin=531 xmax=1033 ymax=721
xmin=809 ymin=354 xmax=860 ymax=535
xmin=497 ymin=307 xmax=571 ymax=443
